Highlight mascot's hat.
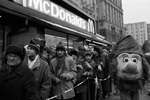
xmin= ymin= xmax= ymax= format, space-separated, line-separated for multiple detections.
xmin=112 ymin=35 xmax=143 ymax=57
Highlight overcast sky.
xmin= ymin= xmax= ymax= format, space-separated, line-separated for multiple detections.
xmin=122 ymin=0 xmax=150 ymax=24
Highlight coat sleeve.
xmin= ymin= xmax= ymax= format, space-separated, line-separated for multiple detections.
xmin=24 ymin=69 xmax=40 ymax=100
xmin=40 ymin=62 xmax=51 ymax=100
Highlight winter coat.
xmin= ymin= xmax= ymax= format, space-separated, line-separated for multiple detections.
xmin=24 ymin=56 xmax=51 ymax=100
xmin=0 ymin=63 xmax=37 ymax=100
xmin=50 ymin=56 xmax=77 ymax=99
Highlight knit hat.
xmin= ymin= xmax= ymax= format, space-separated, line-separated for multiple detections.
xmin=112 ymin=35 xmax=143 ymax=57
xmin=56 ymin=42 xmax=66 ymax=51
xmin=5 ymin=44 xmax=25 ymax=61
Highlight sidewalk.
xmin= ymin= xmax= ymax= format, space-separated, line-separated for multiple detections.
xmin=105 ymin=93 xmax=150 ymax=100
xmin=105 ymin=94 xmax=120 ymax=100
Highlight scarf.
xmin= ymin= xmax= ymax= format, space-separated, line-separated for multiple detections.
xmin=28 ymin=55 xmax=39 ymax=69
xmin=55 ymin=56 xmax=66 ymax=77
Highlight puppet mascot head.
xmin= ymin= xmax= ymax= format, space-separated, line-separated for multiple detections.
xmin=111 ymin=35 xmax=149 ymax=96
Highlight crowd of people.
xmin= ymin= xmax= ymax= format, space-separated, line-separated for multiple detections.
xmin=0 ymin=37 xmax=113 ymax=100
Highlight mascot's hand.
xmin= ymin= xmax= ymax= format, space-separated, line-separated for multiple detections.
xmin=60 ymin=73 xmax=74 ymax=80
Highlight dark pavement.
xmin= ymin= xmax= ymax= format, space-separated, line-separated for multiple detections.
xmin=105 ymin=93 xmax=150 ymax=100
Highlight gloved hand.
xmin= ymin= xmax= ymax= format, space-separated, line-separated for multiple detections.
xmin=60 ymin=73 xmax=74 ymax=80
xmin=83 ymin=71 xmax=93 ymax=76
xmin=54 ymin=77 xmax=61 ymax=84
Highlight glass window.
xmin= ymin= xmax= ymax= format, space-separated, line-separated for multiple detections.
xmin=45 ymin=29 xmax=67 ymax=50
xmin=45 ymin=29 xmax=84 ymax=54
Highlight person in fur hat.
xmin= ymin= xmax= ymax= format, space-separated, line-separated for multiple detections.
xmin=0 ymin=44 xmax=37 ymax=100
xmin=30 ymin=37 xmax=46 ymax=54
xmin=111 ymin=35 xmax=149 ymax=100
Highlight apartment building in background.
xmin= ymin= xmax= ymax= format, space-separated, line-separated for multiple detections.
xmin=96 ymin=0 xmax=124 ymax=42
xmin=147 ymin=24 xmax=150 ymax=40
xmin=124 ymin=22 xmax=148 ymax=45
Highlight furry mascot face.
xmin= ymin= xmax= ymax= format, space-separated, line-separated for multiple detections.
xmin=117 ymin=53 xmax=143 ymax=80
xmin=112 ymin=35 xmax=147 ymax=81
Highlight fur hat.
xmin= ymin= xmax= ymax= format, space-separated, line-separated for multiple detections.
xmin=30 ymin=38 xmax=45 ymax=53
xmin=5 ymin=44 xmax=25 ymax=61
xmin=30 ymin=38 xmax=45 ymax=47
xmin=112 ymin=35 xmax=143 ymax=57
xmin=28 ymin=43 xmax=40 ymax=54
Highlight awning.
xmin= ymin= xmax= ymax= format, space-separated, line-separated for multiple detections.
xmin=0 ymin=0 xmax=93 ymax=37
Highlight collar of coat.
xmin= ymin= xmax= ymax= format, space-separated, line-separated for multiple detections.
xmin=0 ymin=63 xmax=26 ymax=80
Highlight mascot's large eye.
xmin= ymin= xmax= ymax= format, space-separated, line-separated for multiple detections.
xmin=123 ymin=57 xmax=129 ymax=62
xmin=132 ymin=58 xmax=138 ymax=63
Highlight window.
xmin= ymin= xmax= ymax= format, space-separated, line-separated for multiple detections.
xmin=45 ymin=29 xmax=84 ymax=52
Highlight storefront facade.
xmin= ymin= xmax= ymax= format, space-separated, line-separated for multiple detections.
xmin=0 ymin=0 xmax=111 ymax=66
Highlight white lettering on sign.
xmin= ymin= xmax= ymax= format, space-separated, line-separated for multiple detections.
xmin=51 ymin=2 xmax=59 ymax=18
xmin=14 ymin=0 xmax=95 ymax=33
xmin=43 ymin=1 xmax=50 ymax=14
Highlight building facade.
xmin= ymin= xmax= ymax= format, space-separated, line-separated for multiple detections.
xmin=0 ymin=0 xmax=111 ymax=67
xmin=124 ymin=22 xmax=148 ymax=45
xmin=96 ymin=0 xmax=124 ymax=42
xmin=63 ymin=0 xmax=97 ymax=19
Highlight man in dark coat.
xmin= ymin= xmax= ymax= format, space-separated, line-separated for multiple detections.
xmin=0 ymin=44 xmax=37 ymax=100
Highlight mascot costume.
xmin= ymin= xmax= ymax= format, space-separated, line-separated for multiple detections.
xmin=111 ymin=35 xmax=148 ymax=100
